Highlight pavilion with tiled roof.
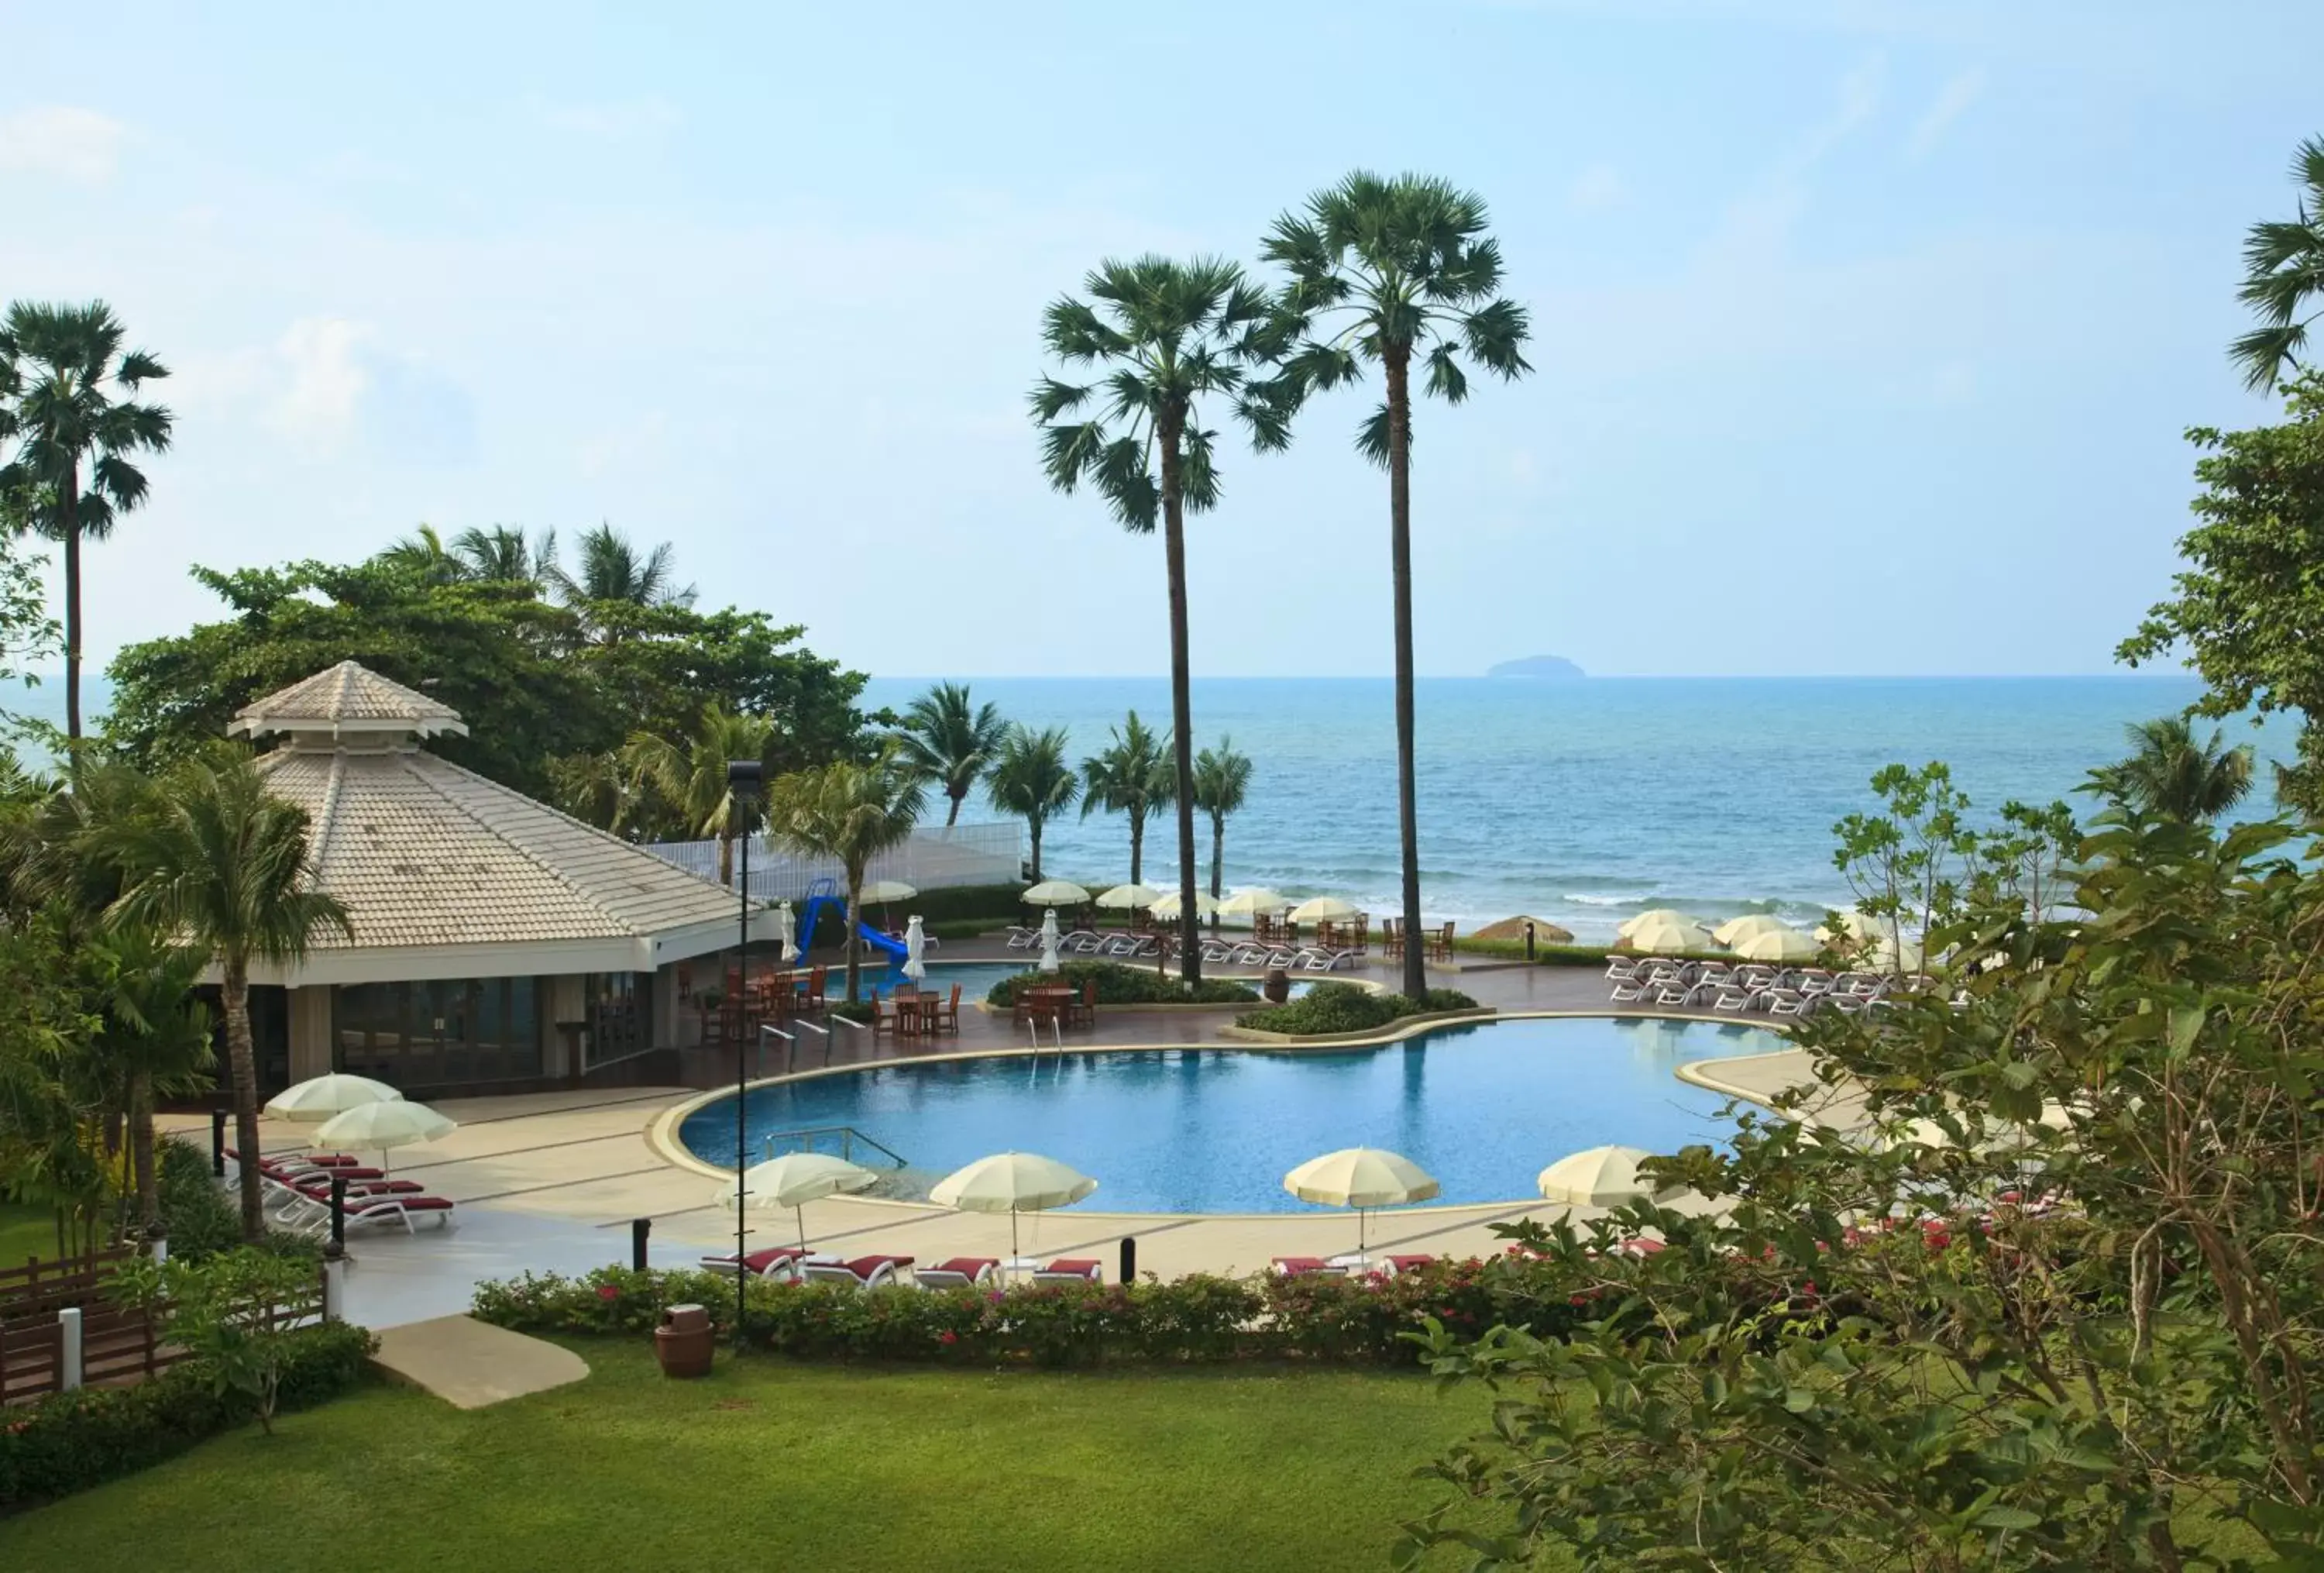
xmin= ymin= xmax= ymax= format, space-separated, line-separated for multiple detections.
xmin=234 ymin=662 xmax=765 ymax=1092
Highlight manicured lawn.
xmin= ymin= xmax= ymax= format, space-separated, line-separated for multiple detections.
xmin=9 ymin=1341 xmax=1521 ymax=1571
xmin=0 ymin=1201 xmax=66 ymax=1267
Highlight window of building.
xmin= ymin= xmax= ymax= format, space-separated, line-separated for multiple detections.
xmin=333 ymin=976 xmax=544 ymax=1086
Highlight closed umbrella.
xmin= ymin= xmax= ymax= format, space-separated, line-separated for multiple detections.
xmin=775 ymin=900 xmax=799 ymax=965
xmin=1037 ymin=907 xmax=1062 ymax=974
xmin=1282 ymin=1147 xmax=1439 ymax=1258
xmin=1095 ymin=883 xmax=1163 ymax=911
xmin=1618 ymin=907 xmax=1701 ymax=941
xmin=1731 ymin=924 xmax=1818 ymax=962
xmin=902 ymin=914 xmax=927 ymax=983
xmin=1289 ymin=895 xmax=1360 ymax=922
xmin=1537 ymin=1145 xmax=1677 ymax=1207
xmin=1621 ymin=916 xmax=1706 ymax=954
xmin=930 ymin=1151 xmax=1097 ymax=1264
xmin=723 ymin=1151 xmax=880 ymax=1250
xmin=264 ymin=1073 xmax=402 ymax=1124
xmin=1149 ymin=890 xmax=1219 ymax=920
xmin=1712 ymin=913 xmax=1790 ymax=947
xmin=1023 ymin=879 xmax=1089 ymax=906
xmin=313 ymin=1099 xmax=456 ymax=1172
xmin=1219 ymin=887 xmax=1288 ymax=917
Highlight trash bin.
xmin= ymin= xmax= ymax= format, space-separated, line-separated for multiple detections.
xmin=1263 ymin=967 xmax=1291 ymax=1004
xmin=655 ymin=1303 xmax=716 ymax=1378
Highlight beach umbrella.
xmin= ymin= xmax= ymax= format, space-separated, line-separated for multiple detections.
xmin=1473 ymin=915 xmax=1576 ymax=944
xmin=1219 ymin=887 xmax=1289 ymax=917
xmin=1095 ymin=883 xmax=1163 ymax=910
xmin=902 ymin=915 xmax=927 ymax=983
xmin=263 ymin=1073 xmax=402 ymax=1124
xmin=1282 ymin=1147 xmax=1439 ymax=1257
xmin=313 ymin=1099 xmax=456 ymax=1172
xmin=1813 ymin=910 xmax=1887 ymax=946
xmin=1037 ymin=907 xmax=1062 ymax=974
xmin=775 ymin=900 xmax=799 ymax=965
xmin=1731 ymin=924 xmax=1818 ymax=962
xmin=1289 ymin=895 xmax=1360 ymax=922
xmin=1537 ymin=1145 xmax=1679 ymax=1207
xmin=858 ymin=879 xmax=916 ymax=903
xmin=1618 ymin=907 xmax=1703 ymax=940
xmin=1712 ymin=913 xmax=1791 ymax=947
xmin=1023 ymin=879 xmax=1089 ymax=906
xmin=723 ymin=1151 xmax=880 ymax=1249
xmin=1149 ymin=889 xmax=1219 ymax=920
xmin=1873 ymin=936 xmax=1927 ymax=972
xmin=1621 ymin=915 xmax=1707 ymax=954
xmin=930 ymin=1151 xmax=1098 ymax=1262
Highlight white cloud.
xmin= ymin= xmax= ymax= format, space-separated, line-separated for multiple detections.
xmin=0 ymin=107 xmax=129 ymax=183
xmin=521 ymin=94 xmax=680 ymax=140
xmin=1569 ymin=163 xmax=1625 ymax=210
xmin=1906 ymin=67 xmax=1985 ymax=157
xmin=270 ymin=318 xmax=376 ymax=455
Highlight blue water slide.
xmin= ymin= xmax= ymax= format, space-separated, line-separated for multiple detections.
xmin=794 ymin=892 xmax=909 ymax=961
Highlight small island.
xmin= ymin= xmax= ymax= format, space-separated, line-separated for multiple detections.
xmin=1487 ymin=655 xmax=1587 ymax=679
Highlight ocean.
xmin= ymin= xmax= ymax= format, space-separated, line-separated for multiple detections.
xmin=862 ymin=675 xmax=2284 ymax=945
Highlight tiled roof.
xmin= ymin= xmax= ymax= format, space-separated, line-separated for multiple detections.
xmin=232 ymin=661 xmax=468 ymax=738
xmin=255 ymin=745 xmax=743 ymax=952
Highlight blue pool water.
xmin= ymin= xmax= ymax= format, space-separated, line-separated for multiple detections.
xmin=851 ymin=959 xmax=1322 ymax=1003
xmin=679 ymin=1016 xmax=1783 ymax=1212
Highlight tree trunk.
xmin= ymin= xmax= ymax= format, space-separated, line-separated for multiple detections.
xmin=946 ymin=790 xmax=963 ymax=828
xmin=1157 ymin=411 xmax=1202 ymax=983
xmin=224 ymin=955 xmax=266 ymax=1243
xmin=843 ymin=876 xmax=864 ymax=1004
xmin=132 ymin=1072 xmax=159 ymax=1235
xmin=1385 ymin=348 xmax=1426 ymax=1000
xmin=1209 ymin=812 xmax=1225 ymax=933
xmin=1129 ymin=813 xmax=1143 ymax=886
xmin=717 ymin=831 xmax=734 ymax=889
xmin=60 ymin=471 xmax=81 ymax=744
xmin=1029 ymin=818 xmax=1043 ymax=883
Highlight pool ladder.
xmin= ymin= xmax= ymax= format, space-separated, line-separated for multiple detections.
xmin=760 ymin=1124 xmax=907 ymax=1168
xmin=1028 ymin=1016 xmax=1064 ymax=1056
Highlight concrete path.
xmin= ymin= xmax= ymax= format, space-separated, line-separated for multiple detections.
xmin=371 ymin=1315 xmax=589 ymax=1409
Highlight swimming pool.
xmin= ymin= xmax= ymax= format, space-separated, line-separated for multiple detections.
xmin=677 ymin=1016 xmax=1783 ymax=1212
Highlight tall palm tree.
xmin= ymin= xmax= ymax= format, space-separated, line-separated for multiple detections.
xmin=547 ymin=749 xmax=630 ymax=835
xmin=1192 ymin=738 xmax=1253 ymax=928
xmin=452 ymin=524 xmax=557 ymax=586
xmin=547 ymin=521 xmax=694 ymax=610
xmin=621 ymin=704 xmax=775 ymax=886
xmin=88 ymin=929 xmax=214 ymax=1236
xmin=99 ymin=749 xmax=349 ymax=1242
xmin=765 ymin=750 xmax=927 ymax=1005
xmin=2233 ymin=135 xmax=2324 ymax=393
xmin=378 ymin=524 xmax=468 ymax=583
xmin=0 ymin=301 xmax=173 ymax=742
xmin=1032 ymin=256 xmax=1288 ymax=982
xmin=986 ymin=724 xmax=1078 ymax=882
xmin=1263 ymin=173 xmax=1533 ymax=996
xmin=892 ymin=682 xmax=1007 ymax=827
xmin=2090 ymin=715 xmax=2255 ymax=822
xmin=1079 ymin=711 xmax=1175 ymax=887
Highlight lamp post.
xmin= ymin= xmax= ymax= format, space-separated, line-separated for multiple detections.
xmin=727 ymin=758 xmax=765 ymax=1351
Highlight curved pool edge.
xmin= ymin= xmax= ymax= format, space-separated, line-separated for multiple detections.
xmin=642 ymin=1009 xmax=1805 ymax=1218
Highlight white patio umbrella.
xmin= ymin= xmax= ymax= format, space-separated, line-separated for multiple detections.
xmin=1037 ymin=907 xmax=1062 ymax=974
xmin=1095 ymin=882 xmax=1163 ymax=910
xmin=1023 ymin=879 xmax=1089 ymax=906
xmin=858 ymin=879 xmax=917 ymax=903
xmin=1219 ymin=887 xmax=1289 ymax=917
xmin=1712 ymin=913 xmax=1791 ymax=947
xmin=1149 ymin=889 xmax=1219 ymax=920
xmin=902 ymin=915 xmax=927 ymax=983
xmin=930 ymin=1151 xmax=1098 ymax=1262
xmin=1618 ymin=907 xmax=1703 ymax=941
xmin=723 ymin=1151 xmax=880 ymax=1249
xmin=1873 ymin=935 xmax=1927 ymax=972
xmin=263 ymin=1073 xmax=403 ymax=1124
xmin=1731 ymin=924 xmax=1818 ymax=962
xmin=775 ymin=900 xmax=799 ymax=965
xmin=1621 ymin=915 xmax=1707 ymax=954
xmin=1289 ymin=895 xmax=1360 ymax=922
xmin=1282 ymin=1147 xmax=1439 ymax=1257
xmin=1537 ymin=1145 xmax=1679 ymax=1207
xmin=313 ymin=1099 xmax=456 ymax=1172
xmin=1814 ymin=910 xmax=1887 ymax=947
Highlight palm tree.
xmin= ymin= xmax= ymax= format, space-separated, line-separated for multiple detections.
xmin=452 ymin=524 xmax=557 ymax=585
xmin=1263 ymin=173 xmax=1532 ymax=996
xmin=378 ymin=524 xmax=468 ymax=583
xmin=1032 ymin=256 xmax=1288 ymax=982
xmin=892 ymin=682 xmax=1007 ymax=827
xmin=1079 ymin=711 xmax=1175 ymax=887
xmin=986 ymin=724 xmax=1078 ymax=882
xmin=547 ymin=749 xmax=630 ymax=835
xmin=0 ymin=301 xmax=174 ymax=742
xmin=620 ymin=704 xmax=775 ymax=886
xmin=1192 ymin=738 xmax=1253 ymax=927
xmin=88 ymin=929 xmax=214 ymax=1236
xmin=765 ymin=750 xmax=927 ymax=1005
xmin=2090 ymin=715 xmax=2255 ymax=822
xmin=2233 ymin=135 xmax=2324 ymax=393
xmin=547 ymin=521 xmax=694 ymax=610
xmin=99 ymin=749 xmax=350 ymax=1242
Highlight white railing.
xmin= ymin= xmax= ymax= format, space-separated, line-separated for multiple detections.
xmin=645 ymin=821 xmax=1022 ymax=900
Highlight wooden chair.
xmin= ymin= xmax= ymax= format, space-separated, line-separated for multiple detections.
xmin=931 ymin=983 xmax=961 ymax=1034
xmin=1382 ymin=917 xmax=1403 ymax=959
xmin=1353 ymin=916 xmax=1370 ymax=955
xmin=806 ymin=965 xmax=829 ymax=1012
xmin=865 ymin=995 xmax=892 ymax=1035
xmin=1071 ymin=980 xmax=1097 ymax=1030
xmin=1430 ymin=921 xmax=1456 ymax=962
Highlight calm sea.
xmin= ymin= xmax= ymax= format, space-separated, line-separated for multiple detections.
xmin=865 ymin=675 xmax=2283 ymax=944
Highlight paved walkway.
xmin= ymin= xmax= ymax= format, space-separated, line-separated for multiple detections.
xmin=372 ymin=1315 xmax=590 ymax=1408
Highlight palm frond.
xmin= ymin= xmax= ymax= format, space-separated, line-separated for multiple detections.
xmin=1422 ymin=342 xmax=1469 ymax=404
xmin=1355 ymin=401 xmax=1397 ymax=470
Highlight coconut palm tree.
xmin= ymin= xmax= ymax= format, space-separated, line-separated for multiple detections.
xmin=986 ymin=724 xmax=1078 ymax=883
xmin=0 ymin=301 xmax=173 ymax=742
xmin=547 ymin=749 xmax=630 ymax=834
xmin=2233 ymin=135 xmax=2324 ymax=393
xmin=621 ymin=704 xmax=775 ymax=886
xmin=1032 ymin=256 xmax=1289 ymax=981
xmin=2090 ymin=715 xmax=2255 ymax=823
xmin=1263 ymin=172 xmax=1532 ymax=996
xmin=378 ymin=524 xmax=467 ymax=583
xmin=98 ymin=749 xmax=349 ymax=1242
xmin=765 ymin=750 xmax=927 ymax=1005
xmin=1079 ymin=711 xmax=1175 ymax=887
xmin=87 ymin=928 xmax=214 ymax=1236
xmin=1192 ymin=738 xmax=1253 ymax=927
xmin=892 ymin=682 xmax=1007 ymax=827
xmin=548 ymin=521 xmax=693 ymax=609
xmin=452 ymin=524 xmax=557 ymax=586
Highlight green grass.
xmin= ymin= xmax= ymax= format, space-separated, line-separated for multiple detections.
xmin=9 ymin=1339 xmax=1515 ymax=1572
xmin=0 ymin=1201 xmax=68 ymax=1266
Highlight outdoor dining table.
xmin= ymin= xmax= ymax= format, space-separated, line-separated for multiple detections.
xmin=893 ymin=989 xmax=940 ymax=1036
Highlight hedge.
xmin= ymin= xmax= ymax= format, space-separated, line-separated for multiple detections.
xmin=0 ymin=1320 xmax=376 ymax=1514
xmin=1236 ymin=983 xmax=1480 ymax=1036
xmin=472 ymin=1258 xmax=1564 ymax=1368
xmin=156 ymin=1139 xmax=319 ymax=1265
xmin=985 ymin=960 xmax=1260 ymax=1008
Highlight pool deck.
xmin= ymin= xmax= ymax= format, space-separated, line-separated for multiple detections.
xmin=162 ymin=945 xmax=1842 ymax=1328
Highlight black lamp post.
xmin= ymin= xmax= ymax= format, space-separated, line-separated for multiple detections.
xmin=726 ymin=759 xmax=765 ymax=1350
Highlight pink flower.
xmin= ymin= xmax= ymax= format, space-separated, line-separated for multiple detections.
xmin=937 ymin=1330 xmax=958 ymax=1345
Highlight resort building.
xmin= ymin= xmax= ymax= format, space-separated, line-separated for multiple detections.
xmin=231 ymin=661 xmax=768 ymax=1095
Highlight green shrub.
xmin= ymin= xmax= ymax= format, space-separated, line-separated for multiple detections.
xmin=985 ymin=960 xmax=1258 ymax=1008
xmin=1235 ymin=983 xmax=1480 ymax=1036
xmin=156 ymin=1139 xmax=318 ymax=1265
xmin=0 ymin=1320 xmax=375 ymax=1513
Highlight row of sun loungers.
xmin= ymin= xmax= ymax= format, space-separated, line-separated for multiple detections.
xmin=1270 ymin=1252 xmax=1435 ymax=1279
xmin=1006 ymin=927 xmax=1163 ymax=959
xmin=231 ymin=1148 xmax=458 ymax=1235
xmin=1003 ymin=926 xmax=1360 ymax=974
xmin=1607 ymin=958 xmax=1917 ymax=1017
xmin=698 ymin=1245 xmax=1105 ymax=1289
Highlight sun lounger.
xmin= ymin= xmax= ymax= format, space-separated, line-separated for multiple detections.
xmin=1384 ymin=1254 xmax=1435 ymax=1276
xmin=1030 ymin=1258 xmax=1102 ymax=1285
xmin=800 ymin=1254 xmax=914 ymax=1289
xmin=1270 ymin=1256 xmax=1346 ymax=1278
xmin=1005 ymin=926 xmax=1040 ymax=949
xmin=698 ymin=1245 xmax=812 ymax=1280
xmin=1610 ymin=979 xmax=1652 ymax=1003
xmin=914 ymin=1257 xmax=999 ymax=1290
xmin=1604 ymin=957 xmax=1640 ymax=982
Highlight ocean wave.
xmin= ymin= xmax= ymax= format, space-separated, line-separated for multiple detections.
xmin=1561 ymin=891 xmax=1661 ymax=908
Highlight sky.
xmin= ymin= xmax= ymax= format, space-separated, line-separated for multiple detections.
xmin=2 ymin=0 xmax=2319 ymax=680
